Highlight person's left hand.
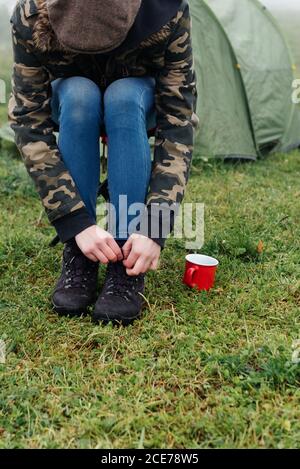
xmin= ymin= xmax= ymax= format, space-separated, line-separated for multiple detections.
xmin=122 ymin=234 xmax=161 ymax=276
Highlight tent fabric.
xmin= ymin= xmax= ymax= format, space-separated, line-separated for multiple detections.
xmin=190 ymin=0 xmax=300 ymax=160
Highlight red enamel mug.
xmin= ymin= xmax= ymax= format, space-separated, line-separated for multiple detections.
xmin=183 ymin=254 xmax=219 ymax=291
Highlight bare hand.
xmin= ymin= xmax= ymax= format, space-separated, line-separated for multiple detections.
xmin=122 ymin=234 xmax=161 ymax=276
xmin=75 ymin=225 xmax=123 ymax=263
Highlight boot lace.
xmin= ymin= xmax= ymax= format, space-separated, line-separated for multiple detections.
xmin=63 ymin=245 xmax=97 ymax=290
xmin=103 ymin=262 xmax=142 ymax=299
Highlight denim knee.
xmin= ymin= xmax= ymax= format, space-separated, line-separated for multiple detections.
xmin=104 ymin=77 xmax=155 ymax=123
xmin=56 ymin=77 xmax=102 ymax=125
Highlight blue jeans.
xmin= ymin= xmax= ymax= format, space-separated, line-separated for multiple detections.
xmin=51 ymin=76 xmax=156 ymax=239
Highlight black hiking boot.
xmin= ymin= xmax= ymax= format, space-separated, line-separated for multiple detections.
xmin=92 ymin=261 xmax=145 ymax=326
xmin=52 ymin=239 xmax=99 ymax=316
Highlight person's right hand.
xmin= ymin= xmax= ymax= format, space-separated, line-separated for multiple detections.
xmin=75 ymin=225 xmax=123 ymax=263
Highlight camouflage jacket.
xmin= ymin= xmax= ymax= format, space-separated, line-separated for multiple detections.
xmin=8 ymin=0 xmax=199 ymax=245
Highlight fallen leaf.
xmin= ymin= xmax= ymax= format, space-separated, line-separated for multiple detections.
xmin=257 ymin=240 xmax=264 ymax=254
xmin=283 ymin=420 xmax=291 ymax=432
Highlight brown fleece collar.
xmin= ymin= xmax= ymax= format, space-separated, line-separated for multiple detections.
xmin=33 ymin=0 xmax=66 ymax=53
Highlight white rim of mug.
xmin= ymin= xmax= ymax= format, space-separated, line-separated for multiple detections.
xmin=186 ymin=254 xmax=219 ymax=267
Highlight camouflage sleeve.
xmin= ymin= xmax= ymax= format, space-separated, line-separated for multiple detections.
xmin=141 ymin=0 xmax=199 ymax=246
xmin=8 ymin=23 xmax=87 ymax=227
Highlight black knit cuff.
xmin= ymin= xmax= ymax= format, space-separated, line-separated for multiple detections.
xmin=52 ymin=207 xmax=95 ymax=243
xmin=134 ymin=204 xmax=179 ymax=249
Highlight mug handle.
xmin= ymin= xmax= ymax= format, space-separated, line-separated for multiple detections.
xmin=186 ymin=267 xmax=198 ymax=288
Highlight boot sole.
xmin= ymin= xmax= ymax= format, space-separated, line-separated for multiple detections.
xmin=92 ymin=311 xmax=142 ymax=327
xmin=52 ymin=302 xmax=89 ymax=317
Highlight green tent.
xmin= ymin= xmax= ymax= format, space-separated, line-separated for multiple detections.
xmin=1 ymin=0 xmax=299 ymax=161
xmin=190 ymin=0 xmax=300 ymax=160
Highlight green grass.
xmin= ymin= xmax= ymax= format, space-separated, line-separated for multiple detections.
xmin=0 ymin=147 xmax=300 ymax=449
xmin=0 ymin=6 xmax=300 ymax=450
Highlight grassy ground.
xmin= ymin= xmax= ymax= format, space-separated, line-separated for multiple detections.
xmin=0 ymin=146 xmax=300 ymax=448
xmin=0 ymin=4 xmax=300 ymax=451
